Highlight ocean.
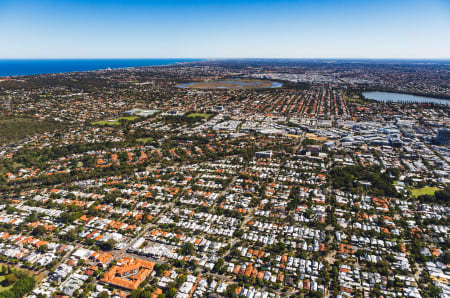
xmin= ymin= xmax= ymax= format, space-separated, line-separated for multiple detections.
xmin=0 ymin=59 xmax=203 ymax=77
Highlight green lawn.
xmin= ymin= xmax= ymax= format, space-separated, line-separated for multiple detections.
xmin=410 ymin=186 xmax=440 ymax=198
xmin=137 ymin=137 xmax=154 ymax=144
xmin=91 ymin=120 xmax=121 ymax=126
xmin=91 ymin=116 xmax=140 ymax=126
xmin=344 ymin=95 xmax=364 ymax=103
xmin=0 ymin=275 xmax=13 ymax=292
xmin=116 ymin=116 xmax=140 ymax=121
xmin=186 ymin=113 xmax=213 ymax=119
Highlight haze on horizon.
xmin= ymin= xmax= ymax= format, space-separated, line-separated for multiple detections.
xmin=1 ymin=0 xmax=449 ymax=59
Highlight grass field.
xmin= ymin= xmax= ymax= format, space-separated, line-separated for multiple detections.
xmin=410 ymin=186 xmax=440 ymax=198
xmin=344 ymin=95 xmax=364 ymax=103
xmin=305 ymin=133 xmax=328 ymax=141
xmin=117 ymin=116 xmax=140 ymax=121
xmin=0 ymin=275 xmax=13 ymax=292
xmin=137 ymin=137 xmax=154 ymax=143
xmin=91 ymin=120 xmax=121 ymax=126
xmin=91 ymin=116 xmax=140 ymax=126
xmin=186 ymin=113 xmax=213 ymax=119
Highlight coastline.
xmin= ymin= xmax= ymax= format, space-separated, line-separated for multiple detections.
xmin=0 ymin=58 xmax=203 ymax=78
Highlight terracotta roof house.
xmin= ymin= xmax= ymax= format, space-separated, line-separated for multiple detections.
xmin=101 ymin=257 xmax=155 ymax=290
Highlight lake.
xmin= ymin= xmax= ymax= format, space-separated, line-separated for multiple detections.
xmin=363 ymin=91 xmax=449 ymax=105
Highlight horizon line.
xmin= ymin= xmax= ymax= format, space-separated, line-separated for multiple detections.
xmin=1 ymin=57 xmax=450 ymax=60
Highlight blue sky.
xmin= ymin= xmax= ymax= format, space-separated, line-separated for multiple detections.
xmin=1 ymin=0 xmax=449 ymax=58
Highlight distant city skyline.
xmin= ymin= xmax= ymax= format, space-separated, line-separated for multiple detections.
xmin=1 ymin=0 xmax=449 ymax=59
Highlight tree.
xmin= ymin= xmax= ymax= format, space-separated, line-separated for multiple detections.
xmin=233 ymin=229 xmax=244 ymax=238
xmin=61 ymin=229 xmax=77 ymax=242
xmin=98 ymin=291 xmax=109 ymax=298
xmin=37 ymin=244 xmax=48 ymax=253
xmin=176 ymin=275 xmax=186 ymax=287
xmin=428 ymin=284 xmax=443 ymax=297
xmin=129 ymin=289 xmax=143 ymax=298
xmin=32 ymin=225 xmax=46 ymax=236
xmin=181 ymin=243 xmax=194 ymax=255
xmin=100 ymin=239 xmax=116 ymax=251
xmin=213 ymin=258 xmax=225 ymax=273
xmin=225 ymin=283 xmax=238 ymax=297
xmin=442 ymin=252 xmax=450 ymax=264
xmin=25 ymin=212 xmax=38 ymax=223
xmin=154 ymin=263 xmax=170 ymax=276
xmin=9 ymin=275 xmax=36 ymax=298
xmin=168 ymin=288 xmax=177 ymax=298
xmin=5 ymin=273 xmax=17 ymax=286
xmin=59 ymin=211 xmax=82 ymax=224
